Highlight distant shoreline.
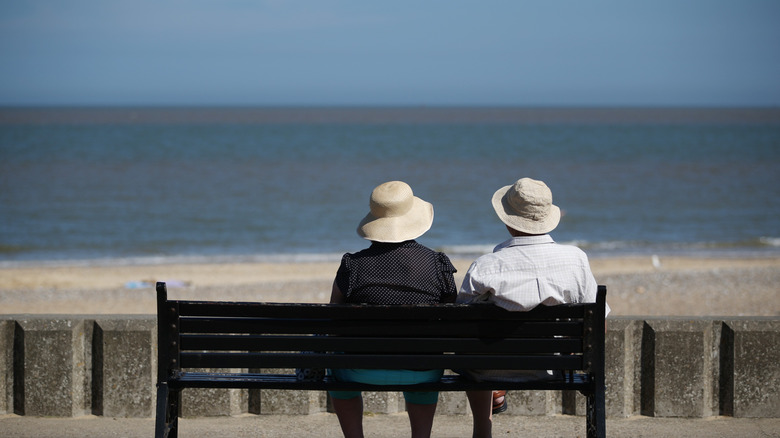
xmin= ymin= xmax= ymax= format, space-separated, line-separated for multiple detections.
xmin=2 ymin=106 xmax=779 ymax=126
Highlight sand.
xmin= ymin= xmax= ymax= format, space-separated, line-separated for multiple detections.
xmin=1 ymin=255 xmax=778 ymax=316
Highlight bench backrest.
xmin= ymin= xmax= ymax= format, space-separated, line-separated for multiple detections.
xmin=157 ymin=283 xmax=606 ymax=382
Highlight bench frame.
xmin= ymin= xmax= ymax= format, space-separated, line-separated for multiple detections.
xmin=155 ymin=282 xmax=606 ymax=437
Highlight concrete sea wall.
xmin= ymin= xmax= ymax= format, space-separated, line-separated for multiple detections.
xmin=1 ymin=315 xmax=778 ymax=418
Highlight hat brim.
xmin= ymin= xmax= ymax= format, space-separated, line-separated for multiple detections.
xmin=357 ymin=197 xmax=434 ymax=243
xmin=491 ymin=185 xmax=561 ymax=234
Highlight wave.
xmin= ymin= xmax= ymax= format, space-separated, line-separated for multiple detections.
xmin=759 ymin=237 xmax=780 ymax=247
xmin=439 ymin=238 xmax=780 ymax=259
xmin=571 ymin=238 xmax=780 ymax=258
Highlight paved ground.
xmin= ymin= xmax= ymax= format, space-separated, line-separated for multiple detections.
xmin=2 ymin=414 xmax=779 ymax=437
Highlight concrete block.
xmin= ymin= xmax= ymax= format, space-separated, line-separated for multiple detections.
xmin=325 ymin=390 xmax=402 ymax=414
xmin=248 ymin=368 xmax=323 ymax=415
xmin=362 ymin=391 xmax=403 ymax=414
xmin=505 ymin=390 xmax=560 ymax=416
xmin=1 ymin=319 xmax=12 ymax=415
xmin=641 ymin=319 xmax=714 ymax=417
xmin=434 ymin=370 xmax=469 ymax=415
xmin=181 ymin=369 xmax=248 ymax=417
xmin=605 ymin=318 xmax=641 ymax=417
xmin=437 ymin=390 xmax=469 ymax=415
xmin=560 ymin=389 xmax=584 ymax=416
xmin=14 ymin=318 xmax=92 ymax=417
xmin=93 ymin=317 xmax=156 ymax=417
xmin=561 ymin=318 xmax=642 ymax=418
xmin=725 ymin=319 xmax=780 ymax=418
xmin=255 ymin=388 xmax=325 ymax=415
xmin=710 ymin=320 xmax=727 ymax=416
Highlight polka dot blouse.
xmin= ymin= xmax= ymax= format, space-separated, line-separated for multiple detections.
xmin=335 ymin=240 xmax=458 ymax=305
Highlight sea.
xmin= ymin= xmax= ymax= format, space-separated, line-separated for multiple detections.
xmin=1 ymin=107 xmax=779 ymax=267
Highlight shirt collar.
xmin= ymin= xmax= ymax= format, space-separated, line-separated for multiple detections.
xmin=493 ymin=234 xmax=555 ymax=252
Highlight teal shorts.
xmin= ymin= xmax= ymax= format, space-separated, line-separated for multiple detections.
xmin=328 ymin=368 xmax=443 ymax=405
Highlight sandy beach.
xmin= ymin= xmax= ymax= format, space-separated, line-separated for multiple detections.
xmin=1 ymin=255 xmax=778 ymax=316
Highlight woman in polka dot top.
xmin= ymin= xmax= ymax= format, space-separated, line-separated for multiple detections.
xmin=328 ymin=181 xmax=457 ymax=438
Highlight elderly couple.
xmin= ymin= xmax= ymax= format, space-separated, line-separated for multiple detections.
xmin=328 ymin=178 xmax=608 ymax=438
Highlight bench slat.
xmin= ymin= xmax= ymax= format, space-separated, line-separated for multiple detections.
xmin=179 ymin=318 xmax=584 ymax=337
xmin=170 ymin=373 xmax=593 ymax=392
xmin=180 ymin=352 xmax=584 ymax=371
xmin=180 ymin=334 xmax=584 ymax=354
xmin=176 ymin=301 xmax=590 ymax=320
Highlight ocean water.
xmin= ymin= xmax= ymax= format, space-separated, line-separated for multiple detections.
xmin=1 ymin=107 xmax=779 ymax=265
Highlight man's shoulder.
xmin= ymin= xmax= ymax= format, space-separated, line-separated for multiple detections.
xmin=551 ymin=242 xmax=589 ymax=256
xmin=468 ymin=247 xmax=524 ymax=274
xmin=540 ymin=242 xmax=591 ymax=266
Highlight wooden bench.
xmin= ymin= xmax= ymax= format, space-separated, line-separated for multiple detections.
xmin=155 ymin=282 xmax=607 ymax=438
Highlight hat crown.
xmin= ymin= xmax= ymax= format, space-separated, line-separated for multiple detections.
xmin=507 ymin=178 xmax=553 ymax=220
xmin=357 ymin=180 xmax=434 ymax=243
xmin=369 ymin=181 xmax=414 ymax=218
xmin=491 ymin=177 xmax=561 ymax=234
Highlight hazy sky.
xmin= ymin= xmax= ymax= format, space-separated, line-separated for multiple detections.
xmin=1 ymin=1 xmax=779 ymax=106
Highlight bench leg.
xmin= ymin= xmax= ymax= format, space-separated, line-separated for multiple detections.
xmin=155 ymin=383 xmax=180 ymax=438
xmin=585 ymin=390 xmax=606 ymax=438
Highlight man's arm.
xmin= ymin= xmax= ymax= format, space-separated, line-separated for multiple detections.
xmin=456 ymin=261 xmax=493 ymax=303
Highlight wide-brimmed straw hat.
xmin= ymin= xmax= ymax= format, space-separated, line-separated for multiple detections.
xmin=357 ymin=181 xmax=434 ymax=243
xmin=491 ymin=177 xmax=561 ymax=234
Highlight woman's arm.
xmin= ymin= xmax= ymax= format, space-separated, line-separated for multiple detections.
xmin=329 ymin=279 xmax=346 ymax=304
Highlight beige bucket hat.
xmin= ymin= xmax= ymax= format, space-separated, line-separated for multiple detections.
xmin=491 ymin=177 xmax=561 ymax=234
xmin=357 ymin=181 xmax=434 ymax=243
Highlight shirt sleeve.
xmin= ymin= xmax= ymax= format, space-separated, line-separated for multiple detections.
xmin=456 ymin=260 xmax=492 ymax=303
xmin=436 ymin=252 xmax=458 ymax=302
xmin=581 ymin=254 xmax=611 ymax=316
xmin=335 ymin=253 xmax=351 ymax=299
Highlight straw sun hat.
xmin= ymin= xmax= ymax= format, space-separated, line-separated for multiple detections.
xmin=357 ymin=181 xmax=434 ymax=243
xmin=491 ymin=177 xmax=561 ymax=234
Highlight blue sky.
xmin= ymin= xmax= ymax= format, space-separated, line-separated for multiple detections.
xmin=1 ymin=1 xmax=779 ymax=107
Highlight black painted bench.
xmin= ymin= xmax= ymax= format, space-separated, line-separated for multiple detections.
xmin=155 ymin=282 xmax=606 ymax=438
